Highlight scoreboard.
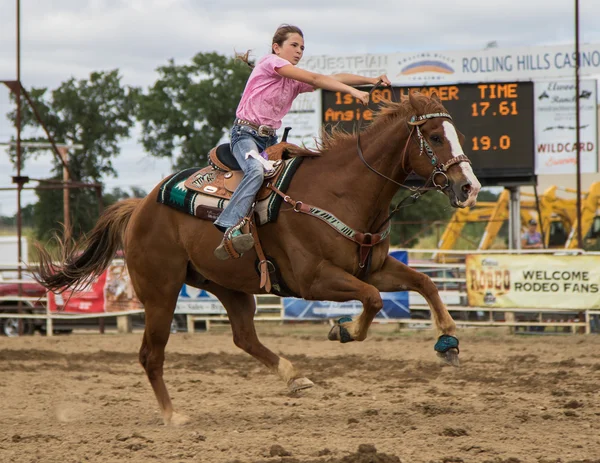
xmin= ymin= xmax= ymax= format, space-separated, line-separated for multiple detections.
xmin=321 ymin=82 xmax=535 ymax=186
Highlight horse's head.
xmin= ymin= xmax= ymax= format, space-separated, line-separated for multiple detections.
xmin=405 ymin=91 xmax=481 ymax=208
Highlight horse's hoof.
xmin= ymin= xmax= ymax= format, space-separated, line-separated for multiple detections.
xmin=327 ymin=317 xmax=354 ymax=343
xmin=288 ymin=377 xmax=314 ymax=392
xmin=437 ymin=348 xmax=460 ymax=367
xmin=165 ymin=412 xmax=191 ymax=426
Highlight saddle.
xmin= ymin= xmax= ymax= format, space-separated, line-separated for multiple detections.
xmin=182 ymin=141 xmax=298 ymax=293
xmin=184 ymin=142 xmax=296 ymax=202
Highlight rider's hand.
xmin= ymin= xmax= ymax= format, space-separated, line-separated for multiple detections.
xmin=352 ymin=89 xmax=370 ymax=105
xmin=374 ymin=74 xmax=392 ymax=86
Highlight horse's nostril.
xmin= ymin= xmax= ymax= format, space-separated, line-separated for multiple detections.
xmin=462 ymin=183 xmax=471 ymax=194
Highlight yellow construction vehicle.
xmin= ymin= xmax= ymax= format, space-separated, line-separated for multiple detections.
xmin=565 ymin=182 xmax=600 ymax=249
xmin=526 ymin=186 xmax=576 ymax=248
xmin=436 ymin=183 xmax=599 ymax=252
xmin=437 ymin=189 xmax=543 ymax=251
xmin=435 ymin=201 xmax=496 ymax=251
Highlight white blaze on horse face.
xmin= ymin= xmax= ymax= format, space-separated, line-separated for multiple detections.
xmin=442 ymin=121 xmax=481 ymax=206
xmin=442 ymin=121 xmax=464 ymax=158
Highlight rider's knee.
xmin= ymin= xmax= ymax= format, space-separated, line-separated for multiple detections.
xmin=246 ymin=162 xmax=265 ymax=181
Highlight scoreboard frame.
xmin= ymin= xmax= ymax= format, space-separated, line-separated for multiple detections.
xmin=321 ymin=81 xmax=536 ymax=186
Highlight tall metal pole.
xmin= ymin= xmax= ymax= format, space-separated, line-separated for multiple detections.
xmin=16 ymin=0 xmax=22 ymax=258
xmin=16 ymin=0 xmax=24 ymax=335
xmin=575 ymin=0 xmax=583 ymax=248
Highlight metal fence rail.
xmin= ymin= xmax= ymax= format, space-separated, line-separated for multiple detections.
xmin=1 ymin=249 xmax=600 ymax=336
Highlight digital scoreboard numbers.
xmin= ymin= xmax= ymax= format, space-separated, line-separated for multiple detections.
xmin=321 ymin=82 xmax=535 ymax=186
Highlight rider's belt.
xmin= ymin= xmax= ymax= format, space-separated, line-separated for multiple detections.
xmin=235 ymin=118 xmax=276 ymax=137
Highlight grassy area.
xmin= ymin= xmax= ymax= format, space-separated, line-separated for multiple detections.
xmin=0 ymin=227 xmax=19 ymax=235
xmin=409 ymin=224 xmax=508 ymax=252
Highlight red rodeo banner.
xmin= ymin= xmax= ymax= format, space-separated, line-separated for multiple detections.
xmin=48 ymin=260 xmax=144 ymax=313
xmin=466 ymin=254 xmax=600 ymax=309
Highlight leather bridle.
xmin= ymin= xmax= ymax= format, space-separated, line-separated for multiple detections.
xmin=354 ymin=87 xmax=472 ymax=233
xmin=356 ymin=109 xmax=471 ymax=195
xmin=405 ymin=112 xmax=472 ymax=191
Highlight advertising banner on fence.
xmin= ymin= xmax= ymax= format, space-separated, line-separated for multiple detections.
xmin=48 ymin=260 xmax=144 ymax=313
xmin=466 ymin=254 xmax=600 ymax=309
xmin=282 ymin=251 xmax=410 ymax=320
xmin=49 ymin=260 xmax=227 ymax=314
xmin=48 ymin=270 xmax=107 ymax=313
xmin=175 ymin=285 xmax=226 ymax=315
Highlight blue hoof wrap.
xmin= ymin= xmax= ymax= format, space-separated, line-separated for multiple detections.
xmin=434 ymin=335 xmax=459 ymax=353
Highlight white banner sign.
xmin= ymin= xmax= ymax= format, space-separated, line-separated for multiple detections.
xmin=279 ymin=92 xmax=321 ymax=149
xmin=466 ymin=254 xmax=600 ymax=310
xmin=175 ymin=285 xmax=226 ymax=315
xmin=534 ymin=80 xmax=598 ymax=174
xmin=302 ymin=44 xmax=600 ymax=85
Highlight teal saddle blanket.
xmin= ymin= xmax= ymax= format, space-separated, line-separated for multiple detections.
xmin=156 ymin=157 xmax=303 ymax=225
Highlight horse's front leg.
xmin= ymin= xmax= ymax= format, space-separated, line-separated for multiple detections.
xmin=367 ymin=256 xmax=460 ymax=366
xmin=302 ymin=262 xmax=383 ymax=342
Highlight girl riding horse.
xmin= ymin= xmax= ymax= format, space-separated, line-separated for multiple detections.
xmin=213 ymin=24 xmax=391 ymax=260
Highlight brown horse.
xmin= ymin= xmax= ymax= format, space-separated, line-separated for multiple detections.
xmin=36 ymin=91 xmax=480 ymax=425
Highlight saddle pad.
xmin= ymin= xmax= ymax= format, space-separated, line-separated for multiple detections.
xmin=157 ymin=157 xmax=303 ymax=226
xmin=183 ymin=160 xmax=285 ymax=202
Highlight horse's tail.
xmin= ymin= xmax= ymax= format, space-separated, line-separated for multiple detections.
xmin=36 ymin=198 xmax=142 ymax=293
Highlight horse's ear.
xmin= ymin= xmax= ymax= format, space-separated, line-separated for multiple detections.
xmin=430 ymin=91 xmax=441 ymax=103
xmin=408 ymin=90 xmax=426 ymax=115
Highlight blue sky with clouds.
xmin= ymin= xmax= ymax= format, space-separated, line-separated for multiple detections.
xmin=1 ymin=0 xmax=599 ymax=216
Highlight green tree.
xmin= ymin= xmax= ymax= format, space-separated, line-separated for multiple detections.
xmin=389 ymin=187 xmax=501 ymax=248
xmin=103 ymin=186 xmax=147 ymax=207
xmin=136 ymin=52 xmax=251 ymax=170
xmin=6 ymin=70 xmax=139 ymax=241
xmin=389 ymin=189 xmax=456 ymax=247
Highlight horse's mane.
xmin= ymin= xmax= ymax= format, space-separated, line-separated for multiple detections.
xmin=286 ymin=92 xmax=446 ymax=158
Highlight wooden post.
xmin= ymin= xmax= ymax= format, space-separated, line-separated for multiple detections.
xmin=187 ymin=315 xmax=195 ymax=333
xmin=95 ymin=185 xmax=105 ymax=334
xmin=584 ymin=310 xmax=591 ymax=335
xmin=504 ymin=311 xmax=515 ymax=334
xmin=46 ymin=294 xmax=53 ymax=337
xmin=117 ymin=315 xmax=132 ymax=333
xmin=58 ymin=146 xmax=71 ymax=242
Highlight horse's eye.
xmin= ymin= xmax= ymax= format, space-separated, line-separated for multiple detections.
xmin=430 ymin=135 xmax=443 ymax=144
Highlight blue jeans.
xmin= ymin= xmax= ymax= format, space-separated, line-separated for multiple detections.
xmin=214 ymin=124 xmax=278 ymax=231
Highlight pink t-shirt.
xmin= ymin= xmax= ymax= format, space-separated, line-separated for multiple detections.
xmin=236 ymin=54 xmax=314 ymax=130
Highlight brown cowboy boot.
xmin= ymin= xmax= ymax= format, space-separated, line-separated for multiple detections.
xmin=214 ymin=227 xmax=255 ymax=260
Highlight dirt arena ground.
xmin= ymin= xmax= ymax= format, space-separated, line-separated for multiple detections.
xmin=1 ymin=324 xmax=599 ymax=463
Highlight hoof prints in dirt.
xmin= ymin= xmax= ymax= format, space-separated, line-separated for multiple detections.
xmin=236 ymin=444 xmax=401 ymax=463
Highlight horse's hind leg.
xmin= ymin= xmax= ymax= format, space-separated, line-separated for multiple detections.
xmin=138 ymin=300 xmax=186 ymax=426
xmin=205 ymin=283 xmax=314 ymax=392
xmin=130 ymin=259 xmax=187 ymax=425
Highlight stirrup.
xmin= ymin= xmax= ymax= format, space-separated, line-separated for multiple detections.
xmin=214 ymin=228 xmax=254 ymax=260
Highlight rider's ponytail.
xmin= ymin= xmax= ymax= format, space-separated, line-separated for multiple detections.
xmin=235 ymin=50 xmax=255 ymax=69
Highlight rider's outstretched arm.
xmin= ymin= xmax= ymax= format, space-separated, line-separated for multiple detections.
xmin=276 ymin=65 xmax=371 ymax=105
